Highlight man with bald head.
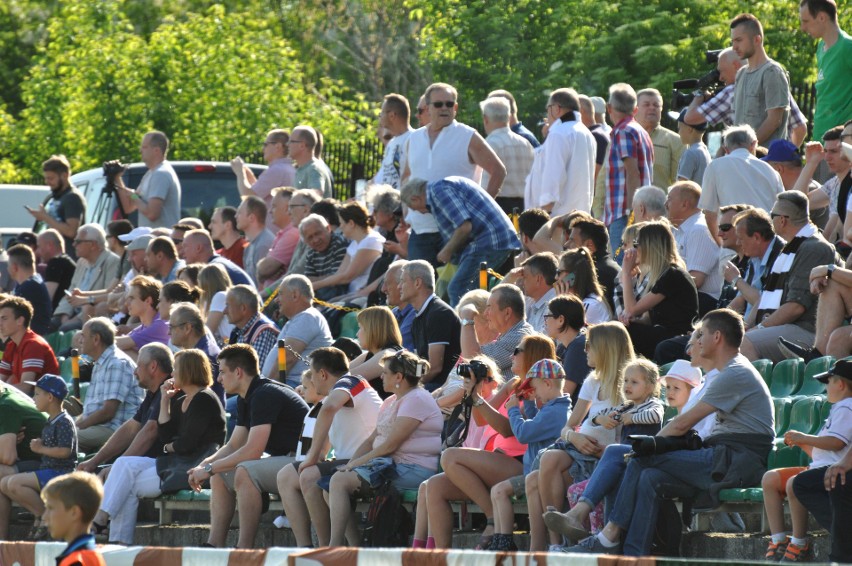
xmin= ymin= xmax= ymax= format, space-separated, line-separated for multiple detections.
xmin=181 ymin=230 xmax=252 ymax=286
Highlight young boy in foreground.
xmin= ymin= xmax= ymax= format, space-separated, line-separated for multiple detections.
xmin=41 ymin=471 xmax=106 ymax=566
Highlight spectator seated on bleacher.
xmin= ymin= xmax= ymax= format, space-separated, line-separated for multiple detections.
xmin=382 ymin=260 xmax=415 ymax=352
xmin=740 ymin=191 xmax=838 ymax=363
xmin=276 ymin=347 xmax=381 ymax=548
xmin=501 ymin=252 xmax=559 ymax=333
xmin=459 ymin=284 xmax=532 ymax=381
xmin=430 ymin=290 xmax=497 ymax=415
xmin=74 ymin=318 xmax=142 ymax=454
xmin=145 ymin=236 xmax=185 ymax=285
xmin=198 ymin=263 xmax=233 ymax=346
xmin=36 ymin=229 xmax=76 ymax=312
xmin=768 ymin=360 xmax=852 ymax=562
xmin=181 ymin=229 xmax=252 ymax=287
xmin=0 ymin=296 xmax=59 ymax=396
xmin=427 ymin=335 xmax=555 ymax=549
xmin=282 ymin=189 xmax=322 ymax=279
xmin=312 ymin=202 xmax=384 ymax=304
xmin=564 ymin=309 xmax=773 ymax=556
xmin=348 ymin=306 xmax=402 ymax=398
xmin=543 ymin=295 xmax=590 ymax=407
xmin=529 ymin=323 xmax=638 ymax=551
xmin=0 ymin=380 xmax=47 ymax=539
xmin=412 ymin=356 xmax=502 ymax=549
xmin=555 ymin=248 xmax=612 ymax=325
xmin=188 ymin=344 xmax=308 ymax=549
xmin=618 ymin=221 xmax=698 ymax=359
xmin=94 ymin=349 xmax=225 ymax=545
xmin=259 ymin=275 xmax=332 ymax=388
xmin=168 ymin=303 xmax=224 ymax=405
xmin=114 ymin=276 xmax=169 ymax=363
xmin=7 ymin=245 xmax=53 ymax=336
xmin=611 ymin=222 xmax=649 ymax=320
xmin=77 ymin=343 xmax=172 ymax=479
xmin=300 ymin=213 xmax=349 ymax=302
xmin=0 ymin=375 xmax=76 ymax=541
xmin=544 ymin=358 xmax=703 ymax=547
xmin=51 ymin=224 xmax=121 ymax=332
xmin=327 ymin=350 xmax=442 ymax=546
xmin=400 ymin=261 xmax=462 ymax=392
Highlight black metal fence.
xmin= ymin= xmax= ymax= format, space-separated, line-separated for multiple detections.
xmin=324 ymin=138 xmax=385 ymax=200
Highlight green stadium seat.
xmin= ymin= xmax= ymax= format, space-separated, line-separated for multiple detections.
xmin=799 ymin=356 xmax=833 ymax=396
xmin=339 ymin=312 xmax=360 ymax=339
xmin=45 ymin=331 xmax=63 ymax=352
xmin=770 ymin=359 xmax=804 ymax=397
xmin=58 ymin=330 xmax=76 ymax=353
xmin=659 ymin=361 xmax=675 ymax=376
xmin=751 ymin=359 xmax=773 ymax=387
xmin=771 ymin=441 xmax=806 ymax=469
xmin=787 ymin=396 xmax=823 ymax=435
xmin=820 ymin=397 xmax=832 ymax=424
xmin=59 ymin=358 xmax=74 ymax=381
xmin=663 ymin=404 xmax=679 ymax=423
xmin=774 ymin=397 xmax=793 ymax=436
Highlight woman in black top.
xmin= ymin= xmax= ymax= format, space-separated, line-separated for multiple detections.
xmin=93 ymin=348 xmax=226 ymax=544
xmin=618 ymin=221 xmax=698 ymax=359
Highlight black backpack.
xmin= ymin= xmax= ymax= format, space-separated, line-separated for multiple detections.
xmin=360 ymin=481 xmax=413 ymax=547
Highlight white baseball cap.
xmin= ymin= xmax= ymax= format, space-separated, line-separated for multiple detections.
xmin=118 ymin=226 xmax=153 ymax=243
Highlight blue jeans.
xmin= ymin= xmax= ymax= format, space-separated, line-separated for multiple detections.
xmin=407 ymin=231 xmax=443 ymax=268
xmin=225 ymin=395 xmax=238 ymax=438
xmin=449 ymin=248 xmax=513 ymax=307
xmin=607 ymin=215 xmax=629 ymax=265
xmin=608 ymin=447 xmax=715 ymax=556
xmin=579 ymin=444 xmax=631 ymax=520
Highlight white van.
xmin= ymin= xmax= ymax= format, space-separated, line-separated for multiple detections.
xmin=0 ymin=184 xmax=51 ymax=249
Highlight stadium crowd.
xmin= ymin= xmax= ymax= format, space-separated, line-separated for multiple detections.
xmin=1 ymin=1 xmax=852 ymax=562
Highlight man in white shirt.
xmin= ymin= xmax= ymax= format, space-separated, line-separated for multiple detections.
xmin=525 ymin=88 xmax=596 ymax=215
xmin=480 ymin=96 xmax=534 ymax=214
xmin=375 ymin=94 xmax=414 ymax=189
xmin=699 ymin=124 xmax=784 ymax=237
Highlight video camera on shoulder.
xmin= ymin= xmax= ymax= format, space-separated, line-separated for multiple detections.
xmin=671 ymin=49 xmax=725 ymax=111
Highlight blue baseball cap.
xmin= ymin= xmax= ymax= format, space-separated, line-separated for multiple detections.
xmin=761 ymin=139 xmax=801 ymax=164
xmin=25 ymin=374 xmax=68 ymax=400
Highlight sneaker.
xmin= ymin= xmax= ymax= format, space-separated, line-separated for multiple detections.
xmin=777 ymin=338 xmax=819 ymax=363
xmin=548 ymin=544 xmax=568 ymax=553
xmin=766 ymin=539 xmax=789 ymax=562
xmin=564 ymin=534 xmax=622 ymax=555
xmin=780 ymin=540 xmax=812 ymax=562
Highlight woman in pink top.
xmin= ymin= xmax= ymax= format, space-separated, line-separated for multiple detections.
xmin=327 ymin=350 xmax=442 ymax=546
xmin=426 ymin=334 xmax=556 ymax=549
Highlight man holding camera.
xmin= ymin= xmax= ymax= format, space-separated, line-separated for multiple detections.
xmin=684 ymin=49 xmax=807 ymax=148
xmin=114 ymin=131 xmax=182 ymax=229
xmin=566 ymin=309 xmax=774 ymax=556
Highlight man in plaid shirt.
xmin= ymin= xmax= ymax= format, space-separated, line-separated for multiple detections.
xmin=684 ymin=48 xmax=808 ymax=147
xmin=400 ymin=176 xmax=521 ymax=306
xmin=604 ymin=83 xmax=654 ymax=262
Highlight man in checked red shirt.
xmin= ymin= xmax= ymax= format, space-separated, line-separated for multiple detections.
xmin=604 ymin=83 xmax=655 ymax=263
xmin=0 ymin=296 xmax=59 ymax=396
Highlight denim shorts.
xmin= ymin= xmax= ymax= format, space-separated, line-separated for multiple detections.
xmin=392 ymin=463 xmax=436 ymax=491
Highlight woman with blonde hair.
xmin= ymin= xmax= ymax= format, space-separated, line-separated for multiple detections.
xmin=428 ymin=333 xmax=561 ymax=549
xmin=611 ymin=222 xmax=649 ymax=319
xmin=349 ymin=306 xmax=403 ymax=397
xmin=555 ymin=248 xmax=612 ymax=324
xmin=528 ymin=322 xmax=633 ymax=550
xmin=198 ymin=263 xmax=233 ymax=344
xmin=618 ymin=221 xmax=698 ymax=358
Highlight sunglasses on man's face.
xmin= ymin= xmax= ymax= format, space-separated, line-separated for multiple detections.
xmin=718 ymin=223 xmax=733 ymax=232
xmin=431 ymin=100 xmax=455 ymax=109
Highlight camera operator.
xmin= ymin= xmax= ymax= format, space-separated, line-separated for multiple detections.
xmin=685 ymin=49 xmax=807 ymax=148
xmin=113 ymin=131 xmax=182 ymax=229
xmin=564 ymin=309 xmax=774 ymax=556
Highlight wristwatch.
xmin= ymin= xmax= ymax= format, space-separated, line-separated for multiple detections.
xmin=827 ymin=264 xmax=836 ymax=279
xmin=472 ymin=396 xmax=486 ymax=407
xmin=203 ymin=462 xmax=215 ymax=475
xmin=461 ymin=318 xmax=475 ymax=327
xmin=731 ymin=276 xmax=741 ymax=289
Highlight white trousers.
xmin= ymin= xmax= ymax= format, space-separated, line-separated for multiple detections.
xmin=101 ymin=456 xmax=161 ymax=544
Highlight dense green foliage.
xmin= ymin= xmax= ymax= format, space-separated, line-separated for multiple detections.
xmin=0 ymin=0 xmax=848 ymax=181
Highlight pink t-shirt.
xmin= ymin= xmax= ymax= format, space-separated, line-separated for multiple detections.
xmin=490 ymin=400 xmax=526 ymax=457
xmin=374 ymin=387 xmax=442 ymax=470
xmin=261 ymin=224 xmax=300 ymax=288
